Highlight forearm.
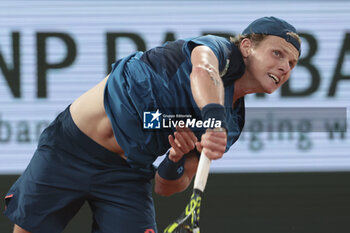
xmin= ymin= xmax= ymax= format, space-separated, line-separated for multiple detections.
xmin=154 ymin=152 xmax=199 ymax=197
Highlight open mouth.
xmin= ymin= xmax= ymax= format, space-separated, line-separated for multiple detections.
xmin=268 ymin=73 xmax=280 ymax=84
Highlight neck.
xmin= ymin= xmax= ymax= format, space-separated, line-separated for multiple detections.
xmin=233 ymin=72 xmax=261 ymax=105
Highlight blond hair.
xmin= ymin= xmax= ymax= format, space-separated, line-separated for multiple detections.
xmin=230 ymin=32 xmax=301 ymax=48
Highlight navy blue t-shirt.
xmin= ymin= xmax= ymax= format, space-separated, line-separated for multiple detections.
xmin=104 ymin=35 xmax=245 ymax=171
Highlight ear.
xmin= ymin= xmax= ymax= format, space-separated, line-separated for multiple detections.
xmin=240 ymin=38 xmax=253 ymax=58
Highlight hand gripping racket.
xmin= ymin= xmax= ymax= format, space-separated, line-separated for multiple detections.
xmin=163 ymin=151 xmax=211 ymax=233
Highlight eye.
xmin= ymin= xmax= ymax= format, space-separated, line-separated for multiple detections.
xmin=273 ymin=50 xmax=281 ymax=57
xmin=289 ymin=62 xmax=294 ymax=69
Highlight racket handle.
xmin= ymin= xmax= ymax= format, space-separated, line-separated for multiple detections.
xmin=193 ymin=151 xmax=211 ymax=192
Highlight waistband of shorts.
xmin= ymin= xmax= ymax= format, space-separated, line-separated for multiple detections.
xmin=58 ymin=105 xmax=128 ymax=166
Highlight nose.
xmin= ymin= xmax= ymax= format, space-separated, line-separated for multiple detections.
xmin=279 ymin=58 xmax=291 ymax=74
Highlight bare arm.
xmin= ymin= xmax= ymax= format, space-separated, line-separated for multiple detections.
xmin=154 ymin=46 xmax=228 ymax=196
xmin=190 ymin=45 xmax=227 ymax=160
xmin=154 ymin=152 xmax=198 ymax=197
xmin=190 ymin=45 xmax=224 ymax=108
xmin=154 ymin=127 xmax=199 ymax=196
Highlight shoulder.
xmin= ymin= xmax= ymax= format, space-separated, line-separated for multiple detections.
xmin=183 ymin=35 xmax=232 ymax=72
xmin=183 ymin=35 xmax=231 ymax=52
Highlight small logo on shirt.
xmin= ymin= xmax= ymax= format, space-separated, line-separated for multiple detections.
xmin=143 ymin=109 xmax=162 ymax=129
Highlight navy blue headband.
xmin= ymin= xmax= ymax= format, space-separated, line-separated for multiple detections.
xmin=242 ymin=16 xmax=301 ymax=55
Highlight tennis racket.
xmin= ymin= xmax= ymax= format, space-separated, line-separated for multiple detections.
xmin=163 ymin=151 xmax=211 ymax=233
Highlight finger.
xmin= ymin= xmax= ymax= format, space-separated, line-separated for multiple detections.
xmin=169 ymin=135 xmax=183 ymax=155
xmin=176 ymin=126 xmax=198 ymax=143
xmin=174 ymin=132 xmax=189 ymax=155
xmin=201 ymin=137 xmax=227 ymax=151
xmin=168 ymin=135 xmax=183 ymax=161
xmin=201 ymin=133 xmax=227 ymax=147
xmin=168 ymin=148 xmax=177 ymax=161
xmin=202 ymin=143 xmax=226 ymax=155
xmin=195 ymin=141 xmax=203 ymax=153
xmin=172 ymin=132 xmax=181 ymax=148
xmin=202 ymin=147 xmax=224 ymax=160
xmin=177 ymin=131 xmax=196 ymax=151
xmin=174 ymin=132 xmax=191 ymax=153
xmin=201 ymin=132 xmax=226 ymax=154
xmin=201 ymin=136 xmax=226 ymax=150
xmin=204 ymin=131 xmax=227 ymax=140
xmin=187 ymin=128 xmax=198 ymax=143
xmin=168 ymin=134 xmax=176 ymax=147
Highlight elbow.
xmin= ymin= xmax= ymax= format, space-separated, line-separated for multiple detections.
xmin=155 ymin=186 xmax=174 ymax=197
xmin=154 ymin=182 xmax=180 ymax=197
xmin=155 ymin=186 xmax=187 ymax=197
xmin=154 ymin=174 xmax=176 ymax=197
xmin=154 ymin=174 xmax=189 ymax=197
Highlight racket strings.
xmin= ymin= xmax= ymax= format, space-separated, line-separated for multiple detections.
xmin=173 ymin=224 xmax=192 ymax=233
xmin=164 ymin=191 xmax=202 ymax=233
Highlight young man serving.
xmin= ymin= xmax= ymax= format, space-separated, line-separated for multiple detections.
xmin=4 ymin=16 xmax=300 ymax=233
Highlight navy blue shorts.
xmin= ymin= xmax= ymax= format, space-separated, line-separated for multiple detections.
xmin=3 ymin=106 xmax=157 ymax=233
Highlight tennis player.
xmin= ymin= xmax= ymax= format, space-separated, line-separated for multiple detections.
xmin=4 ymin=16 xmax=300 ymax=233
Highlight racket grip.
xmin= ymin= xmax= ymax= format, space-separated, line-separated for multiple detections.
xmin=193 ymin=151 xmax=211 ymax=192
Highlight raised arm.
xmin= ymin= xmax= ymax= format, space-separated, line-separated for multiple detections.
xmin=190 ymin=45 xmax=224 ymax=108
xmin=190 ymin=45 xmax=227 ymax=160
xmin=154 ymin=45 xmax=228 ymax=197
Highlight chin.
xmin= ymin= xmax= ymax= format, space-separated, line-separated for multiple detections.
xmin=262 ymin=85 xmax=276 ymax=94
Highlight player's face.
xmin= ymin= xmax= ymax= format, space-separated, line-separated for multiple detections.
xmin=245 ymin=35 xmax=299 ymax=94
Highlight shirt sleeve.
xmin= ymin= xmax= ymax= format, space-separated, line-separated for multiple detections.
xmin=182 ymin=35 xmax=232 ymax=74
